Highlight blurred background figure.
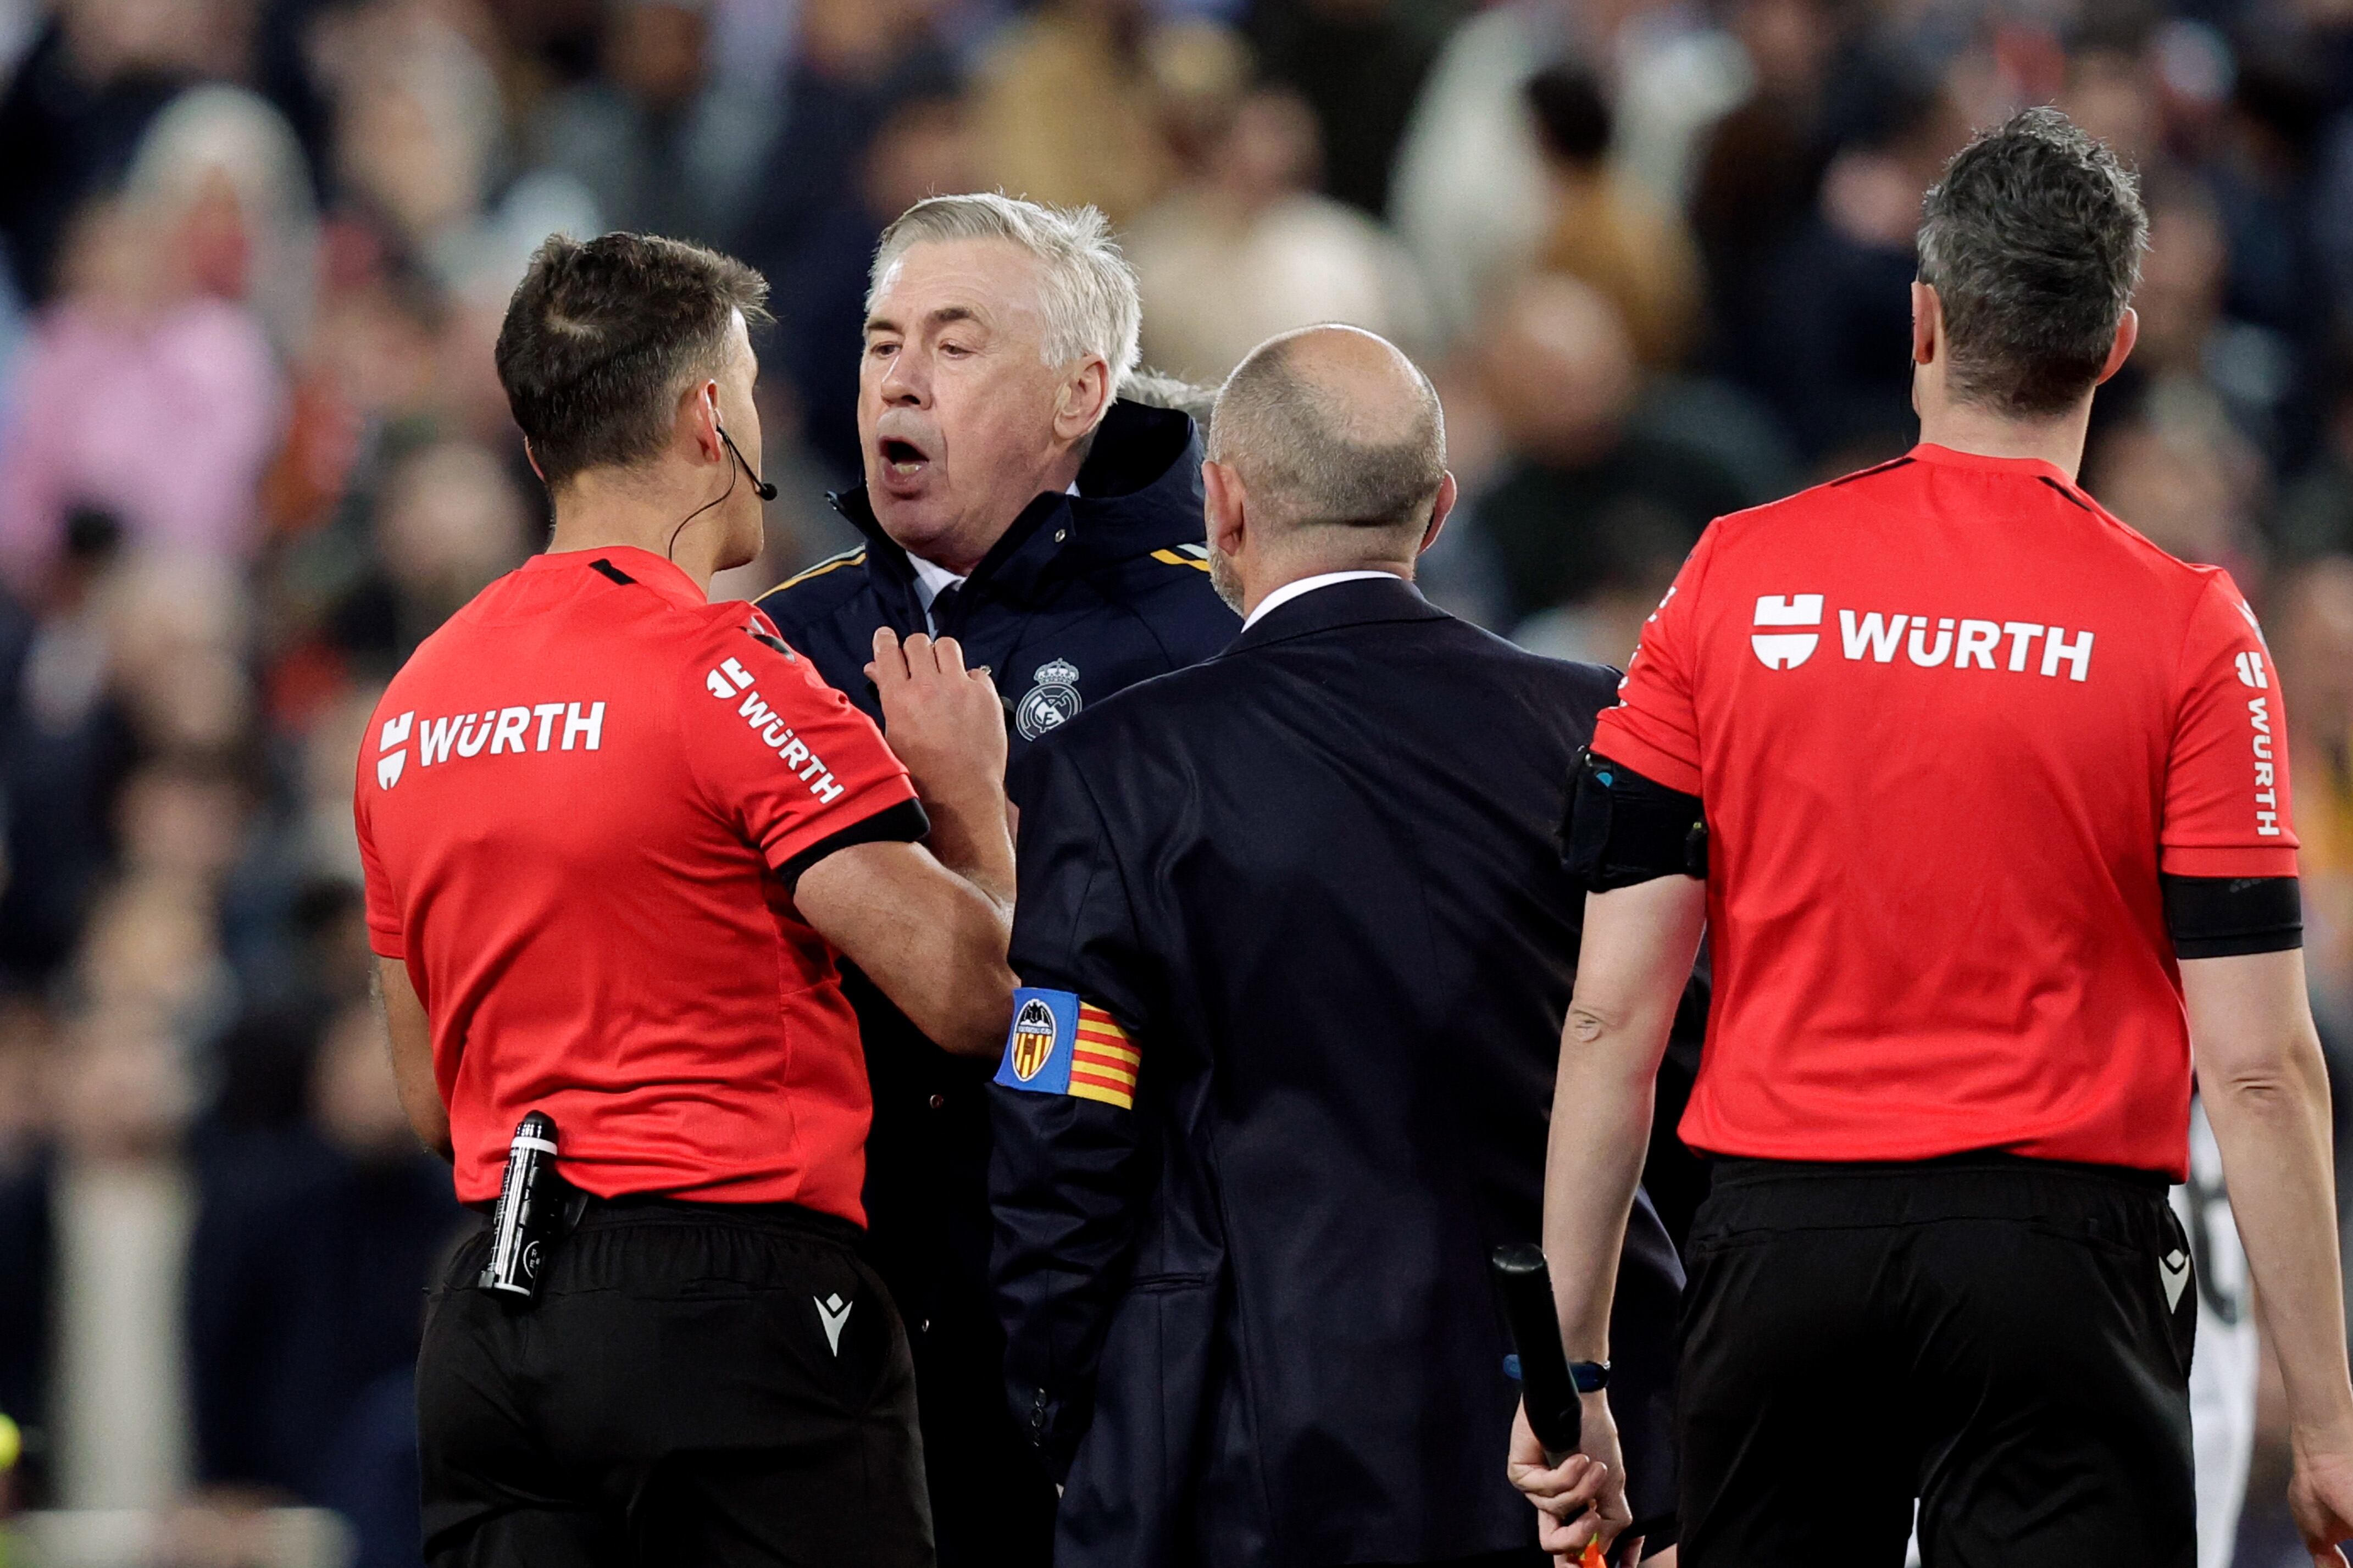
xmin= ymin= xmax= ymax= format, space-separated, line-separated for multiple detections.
xmin=1126 ymin=50 xmax=1431 ymax=381
xmin=0 ymin=0 xmax=2345 ymax=1564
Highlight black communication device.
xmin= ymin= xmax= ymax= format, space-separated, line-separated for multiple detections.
xmin=1492 ymin=1243 xmax=1582 ymax=1463
xmin=481 ymin=1111 xmax=565 ymax=1302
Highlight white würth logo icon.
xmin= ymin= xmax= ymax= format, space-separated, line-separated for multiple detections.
xmin=1751 ymin=595 xmax=1824 ymax=670
xmin=377 ymin=711 xmax=414 ymax=789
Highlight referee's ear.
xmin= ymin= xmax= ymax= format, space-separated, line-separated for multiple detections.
xmin=2095 ymin=307 xmax=2140 ymax=386
xmin=1911 ymin=280 xmax=1943 ymax=368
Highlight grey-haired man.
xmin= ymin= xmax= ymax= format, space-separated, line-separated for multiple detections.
xmin=756 ymin=192 xmax=1235 ymax=1564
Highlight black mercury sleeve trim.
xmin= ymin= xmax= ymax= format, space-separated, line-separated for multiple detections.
xmin=2162 ymin=874 xmax=2303 ymax=959
xmin=776 ymin=797 xmax=931 ymax=891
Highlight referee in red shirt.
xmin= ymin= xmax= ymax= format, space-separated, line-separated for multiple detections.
xmin=1513 ymin=110 xmax=2353 ymax=1568
xmin=355 ymin=234 xmax=1016 ymax=1565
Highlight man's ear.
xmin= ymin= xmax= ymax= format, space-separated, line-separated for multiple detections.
xmin=1911 ymin=281 xmax=1940 ymax=366
xmin=2096 ymin=307 xmax=2139 ymax=386
xmin=522 ymin=437 xmax=545 ymax=484
xmin=1202 ymin=458 xmax=1247 ymax=558
xmin=1053 ymin=357 xmax=1112 ymax=446
xmin=1418 ymin=471 xmax=1459 ymax=557
xmin=682 ymin=379 xmax=726 ymax=463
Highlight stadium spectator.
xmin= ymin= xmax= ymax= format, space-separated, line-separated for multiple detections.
xmin=1525 ymin=63 xmax=1701 ymax=370
xmin=760 ymin=62 xmax=973 ymax=483
xmin=2276 ymin=554 xmax=2353 ymax=1037
xmin=1388 ymin=0 xmax=1744 ymax=344
xmin=1685 ymin=0 xmax=1846 ymax=402
xmin=0 ymin=194 xmax=283 ymax=593
xmin=1746 ymin=68 xmax=1966 ymax=462
xmin=971 ymin=0 xmax=1176 ymax=224
xmin=529 ymin=0 xmax=771 ymax=248
xmin=0 ymin=0 xmax=215 ymax=304
xmin=1126 ymin=82 xmax=1431 ymax=382
xmin=1241 ymin=0 xmax=1452 ymax=218
xmin=186 ymin=998 xmax=458 ymax=1532
xmin=730 ymin=0 xmax=956 ymax=318
xmin=1453 ymin=274 xmax=1753 ymax=644
xmin=2086 ymin=405 xmax=2269 ymax=581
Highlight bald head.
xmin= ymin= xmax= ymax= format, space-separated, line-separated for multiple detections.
xmin=1207 ymin=326 xmax=1446 ymax=542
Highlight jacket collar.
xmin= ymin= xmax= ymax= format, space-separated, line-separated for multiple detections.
xmin=1226 ymin=572 xmax=1448 ymax=654
xmin=828 ymin=400 xmax=1204 ymax=629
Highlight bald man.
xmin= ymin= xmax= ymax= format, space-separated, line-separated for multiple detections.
xmin=986 ymin=326 xmax=1686 ymax=1568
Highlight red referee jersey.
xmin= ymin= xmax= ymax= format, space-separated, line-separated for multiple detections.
xmin=1596 ymin=443 xmax=2299 ymax=1179
xmin=353 ymin=546 xmax=918 ymax=1217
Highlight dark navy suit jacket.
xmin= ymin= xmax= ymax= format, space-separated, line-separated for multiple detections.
xmin=992 ymin=575 xmax=1686 ymax=1568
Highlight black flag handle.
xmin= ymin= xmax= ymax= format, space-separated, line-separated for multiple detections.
xmin=1492 ymin=1243 xmax=1582 ymax=1463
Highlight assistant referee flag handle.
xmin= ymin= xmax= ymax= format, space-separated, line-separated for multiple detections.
xmin=1494 ymin=1244 xmax=1608 ymax=1565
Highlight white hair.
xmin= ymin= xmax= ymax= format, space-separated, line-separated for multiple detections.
xmin=868 ymin=193 xmax=1144 ymax=411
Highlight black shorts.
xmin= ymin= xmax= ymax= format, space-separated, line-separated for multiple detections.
xmin=1677 ymin=1154 xmax=2196 ymax=1568
xmin=418 ymin=1197 xmax=932 ymax=1568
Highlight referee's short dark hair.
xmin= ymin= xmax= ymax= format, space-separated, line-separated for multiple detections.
xmin=495 ymin=232 xmax=770 ymax=492
xmin=1917 ymin=107 xmax=2147 ymax=418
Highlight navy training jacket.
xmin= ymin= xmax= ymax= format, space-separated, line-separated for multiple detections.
xmin=753 ymin=397 xmax=1238 ymax=1564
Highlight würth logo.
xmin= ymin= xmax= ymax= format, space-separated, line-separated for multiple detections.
xmin=377 ymin=711 xmax=413 ymax=789
xmin=1837 ymin=612 xmax=2093 ymax=681
xmin=1751 ymin=595 xmax=1824 ymax=669
xmin=706 ymin=657 xmax=847 ymax=805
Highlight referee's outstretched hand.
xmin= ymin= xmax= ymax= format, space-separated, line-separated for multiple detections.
xmin=2291 ymin=1443 xmax=2353 ymax=1567
xmin=866 ymin=627 xmax=1007 ymax=814
xmin=1508 ymin=1395 xmax=1634 ymax=1565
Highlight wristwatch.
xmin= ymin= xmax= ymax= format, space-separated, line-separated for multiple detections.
xmin=1568 ymin=1359 xmax=1611 ymax=1394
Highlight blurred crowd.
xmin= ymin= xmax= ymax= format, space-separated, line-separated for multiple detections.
xmin=3 ymin=0 xmax=2353 ymax=1562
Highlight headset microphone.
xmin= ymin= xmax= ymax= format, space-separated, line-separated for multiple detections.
xmin=720 ymin=426 xmax=778 ymax=501
xmin=667 ymin=423 xmax=775 ymax=560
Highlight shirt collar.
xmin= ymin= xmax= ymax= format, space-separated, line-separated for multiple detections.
xmin=524 ymin=545 xmax=709 ymax=611
xmin=900 ymin=482 xmax=1076 ymax=620
xmin=1907 ymin=442 xmax=2078 ymax=489
xmin=907 ymin=553 xmax=965 ymax=611
xmin=1242 ymin=570 xmax=1401 ymax=632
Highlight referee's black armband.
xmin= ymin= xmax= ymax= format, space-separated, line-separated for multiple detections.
xmin=1563 ymin=749 xmax=1707 ymax=892
xmin=778 ymin=798 xmax=932 ymax=891
xmin=2162 ymin=874 xmax=2302 ymax=959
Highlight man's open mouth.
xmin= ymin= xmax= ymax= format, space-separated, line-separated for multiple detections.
xmin=879 ymin=437 xmax=929 ymax=475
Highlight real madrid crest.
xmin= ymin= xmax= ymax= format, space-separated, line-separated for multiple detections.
xmin=1015 ymin=658 xmax=1084 ymax=741
xmin=1009 ymin=996 xmax=1058 ymax=1081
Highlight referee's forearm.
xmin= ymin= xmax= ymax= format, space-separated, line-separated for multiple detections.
xmin=2204 ymin=1027 xmax=2353 ymax=1445
xmin=1545 ymin=879 xmax=1707 ymax=1358
xmin=920 ymin=789 xmax=1017 ymax=911
xmin=1542 ymin=1017 xmax=1657 ymax=1363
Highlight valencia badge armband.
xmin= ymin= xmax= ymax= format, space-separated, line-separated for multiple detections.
xmin=995 ymin=987 xmax=1139 ymax=1110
